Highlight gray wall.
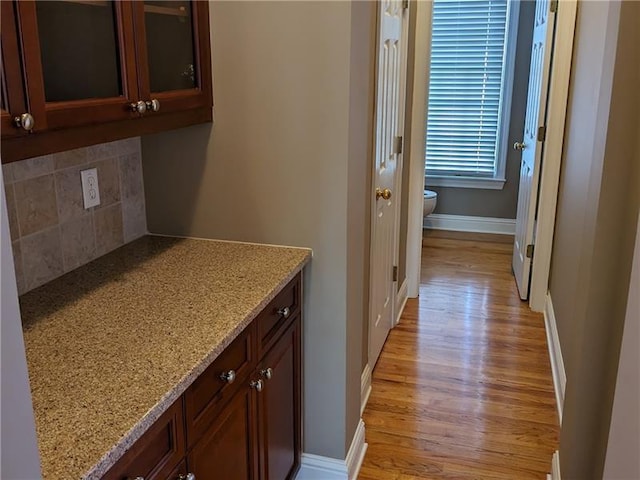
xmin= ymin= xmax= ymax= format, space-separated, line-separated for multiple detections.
xmin=549 ymin=1 xmax=640 ymax=477
xmin=603 ymin=208 xmax=640 ymax=479
xmin=1 ymin=175 xmax=42 ymax=479
xmin=142 ymin=1 xmax=371 ymax=460
xmin=426 ymin=0 xmax=535 ymax=219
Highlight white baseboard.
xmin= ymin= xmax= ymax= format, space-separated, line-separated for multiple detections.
xmin=550 ymin=451 xmax=561 ymax=480
xmin=424 ymin=214 xmax=516 ymax=235
xmin=361 ymin=364 xmax=372 ymax=416
xmin=544 ymin=294 xmax=566 ymax=423
xmin=297 ymin=419 xmax=367 ymax=480
xmin=395 ymin=278 xmax=409 ymax=327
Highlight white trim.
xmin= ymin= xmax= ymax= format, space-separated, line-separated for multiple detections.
xmin=529 ymin=0 xmax=578 ymax=312
xmin=550 ymin=451 xmax=561 ymax=480
xmin=297 ymin=420 xmax=367 ymax=480
xmin=345 ymin=419 xmax=367 ymax=480
xmin=426 ymin=176 xmax=506 ymax=190
xmin=395 ymin=278 xmax=408 ymax=327
xmin=406 ymin=0 xmax=432 ymax=299
xmin=544 ymin=294 xmax=566 ymax=423
xmin=424 ymin=214 xmax=516 ymax=235
xmin=360 ymin=364 xmax=372 ymax=416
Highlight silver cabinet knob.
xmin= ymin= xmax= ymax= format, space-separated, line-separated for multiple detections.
xmin=220 ymin=370 xmax=236 ymax=383
xmin=125 ymin=477 xmax=144 ymax=480
xmin=250 ymin=379 xmax=264 ymax=392
xmin=277 ymin=306 xmax=291 ymax=318
xmin=260 ymin=367 xmax=273 ymax=380
xmin=513 ymin=141 xmax=526 ymax=151
xmin=14 ymin=113 xmax=35 ymax=131
xmin=177 ymin=474 xmax=195 ymax=480
xmin=146 ymin=99 xmax=160 ymax=112
xmin=130 ymin=101 xmax=147 ymax=114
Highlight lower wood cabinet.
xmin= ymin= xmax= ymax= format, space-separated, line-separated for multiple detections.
xmin=104 ymin=273 xmax=302 ymax=480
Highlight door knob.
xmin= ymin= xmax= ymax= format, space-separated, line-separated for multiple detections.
xmin=14 ymin=113 xmax=35 ymax=131
xmin=513 ymin=141 xmax=526 ymax=151
xmin=129 ymin=100 xmax=147 ymax=114
xmin=145 ymin=99 xmax=160 ymax=112
xmin=250 ymin=379 xmax=264 ymax=392
xmin=375 ymin=188 xmax=392 ymax=200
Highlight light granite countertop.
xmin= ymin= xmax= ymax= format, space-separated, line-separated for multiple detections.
xmin=19 ymin=235 xmax=311 ymax=480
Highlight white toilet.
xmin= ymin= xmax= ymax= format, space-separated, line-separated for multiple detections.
xmin=423 ymin=190 xmax=438 ymax=216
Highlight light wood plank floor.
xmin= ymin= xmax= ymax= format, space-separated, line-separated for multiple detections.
xmin=359 ymin=236 xmax=559 ymax=479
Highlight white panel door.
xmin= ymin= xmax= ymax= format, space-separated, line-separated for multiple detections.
xmin=513 ymin=0 xmax=556 ymax=300
xmin=370 ymin=0 xmax=404 ymax=367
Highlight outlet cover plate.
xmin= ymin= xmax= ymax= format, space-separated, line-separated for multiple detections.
xmin=80 ymin=168 xmax=101 ymax=209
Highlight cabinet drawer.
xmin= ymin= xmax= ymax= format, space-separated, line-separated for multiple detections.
xmin=103 ymin=398 xmax=185 ymax=480
xmin=257 ymin=274 xmax=301 ymax=356
xmin=185 ymin=324 xmax=256 ymax=446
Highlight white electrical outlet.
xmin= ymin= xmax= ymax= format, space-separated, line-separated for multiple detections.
xmin=80 ymin=168 xmax=101 ymax=209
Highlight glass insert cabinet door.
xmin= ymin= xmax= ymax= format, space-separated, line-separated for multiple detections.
xmin=132 ymin=1 xmax=212 ymax=114
xmin=1 ymin=1 xmax=29 ymax=138
xmin=15 ymin=0 xmax=139 ymax=131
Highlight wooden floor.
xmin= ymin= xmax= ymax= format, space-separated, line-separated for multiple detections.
xmin=359 ymin=236 xmax=559 ymax=479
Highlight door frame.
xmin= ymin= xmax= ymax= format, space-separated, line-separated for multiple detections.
xmin=405 ymin=0 xmax=578 ymax=312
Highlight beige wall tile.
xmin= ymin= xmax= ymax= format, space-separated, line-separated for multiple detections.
xmin=95 ymin=204 xmax=124 ymax=256
xmin=55 ymin=166 xmax=87 ymax=223
xmin=119 ymin=153 xmax=145 ymax=202
xmin=118 ymin=137 xmax=141 ymax=156
xmin=8 ymin=137 xmax=145 ymax=295
xmin=12 ymin=240 xmax=25 ymax=295
xmin=14 ymin=175 xmax=59 ymax=236
xmin=21 ymin=227 xmax=64 ymax=291
xmin=122 ymin=199 xmax=147 ymax=243
xmin=87 ymin=141 xmax=119 ymax=162
xmin=90 ymin=158 xmax=120 ymax=208
xmin=3 ymin=163 xmax=14 ymax=185
xmin=5 ymin=184 xmax=20 ymax=241
xmin=53 ymin=148 xmax=87 ymax=170
xmin=61 ymin=215 xmax=95 ymax=271
xmin=12 ymin=155 xmax=53 ymax=182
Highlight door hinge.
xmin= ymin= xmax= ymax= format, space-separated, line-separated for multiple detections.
xmin=394 ymin=135 xmax=403 ymax=155
xmin=392 ymin=265 xmax=398 ymax=282
xmin=526 ymin=244 xmax=535 ymax=259
xmin=537 ymin=126 xmax=547 ymax=142
xmin=550 ymin=0 xmax=558 ymax=13
xmin=403 ymin=0 xmax=409 ymax=10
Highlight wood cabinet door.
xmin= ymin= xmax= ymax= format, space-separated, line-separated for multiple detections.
xmin=131 ymin=1 xmax=212 ymax=116
xmin=15 ymin=0 xmax=140 ymax=131
xmin=188 ymin=385 xmax=258 ymax=480
xmin=258 ymin=318 xmax=301 ymax=480
xmin=1 ymin=1 xmax=28 ymax=139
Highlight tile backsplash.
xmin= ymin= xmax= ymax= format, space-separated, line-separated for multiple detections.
xmin=3 ymin=137 xmax=147 ymax=294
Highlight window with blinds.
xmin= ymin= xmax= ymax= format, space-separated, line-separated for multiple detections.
xmin=425 ymin=0 xmax=512 ymax=179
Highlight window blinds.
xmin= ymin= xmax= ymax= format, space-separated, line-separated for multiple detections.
xmin=426 ymin=0 xmax=509 ymax=177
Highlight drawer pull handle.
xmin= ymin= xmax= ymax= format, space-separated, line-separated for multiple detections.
xmin=250 ymin=379 xmax=264 ymax=392
xmin=260 ymin=367 xmax=273 ymax=380
xmin=177 ymin=474 xmax=195 ymax=480
xmin=277 ymin=306 xmax=291 ymax=318
xmin=220 ymin=370 xmax=236 ymax=383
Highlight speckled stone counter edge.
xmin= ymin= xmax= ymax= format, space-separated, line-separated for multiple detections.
xmin=81 ymin=243 xmax=311 ymax=479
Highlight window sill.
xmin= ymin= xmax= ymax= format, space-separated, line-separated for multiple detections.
xmin=425 ymin=176 xmax=506 ymax=190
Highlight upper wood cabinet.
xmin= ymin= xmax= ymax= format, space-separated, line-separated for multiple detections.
xmin=0 ymin=0 xmax=212 ymax=163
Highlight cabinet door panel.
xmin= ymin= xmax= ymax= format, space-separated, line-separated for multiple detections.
xmin=132 ymin=0 xmax=212 ymax=115
xmin=16 ymin=0 xmax=139 ymax=130
xmin=188 ymin=385 xmax=258 ymax=480
xmin=1 ymin=1 xmax=28 ymax=138
xmin=259 ymin=318 xmax=301 ymax=480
